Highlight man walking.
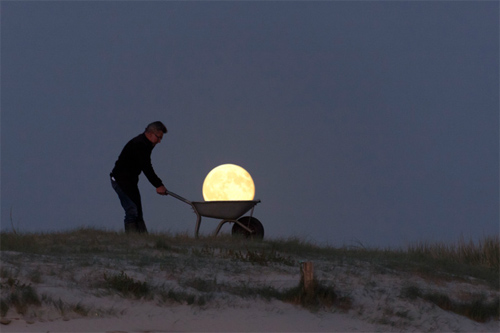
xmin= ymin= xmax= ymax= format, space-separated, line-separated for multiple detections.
xmin=110 ymin=121 xmax=168 ymax=233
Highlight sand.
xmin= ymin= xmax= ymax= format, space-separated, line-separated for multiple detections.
xmin=1 ymin=236 xmax=499 ymax=333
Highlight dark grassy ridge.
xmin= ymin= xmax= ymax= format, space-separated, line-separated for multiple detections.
xmin=1 ymin=228 xmax=498 ymax=287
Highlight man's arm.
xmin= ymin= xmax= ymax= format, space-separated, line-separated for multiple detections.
xmin=142 ymin=154 xmax=168 ymax=195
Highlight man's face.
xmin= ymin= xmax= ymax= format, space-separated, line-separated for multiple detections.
xmin=152 ymin=131 xmax=163 ymax=146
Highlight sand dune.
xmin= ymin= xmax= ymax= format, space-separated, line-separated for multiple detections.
xmin=1 ymin=230 xmax=498 ymax=332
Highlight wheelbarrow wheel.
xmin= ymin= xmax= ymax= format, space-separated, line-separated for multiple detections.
xmin=232 ymin=216 xmax=264 ymax=240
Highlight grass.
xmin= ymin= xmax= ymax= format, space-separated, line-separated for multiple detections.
xmin=401 ymin=285 xmax=500 ymax=323
xmin=0 ymin=228 xmax=499 ymax=324
xmin=157 ymin=289 xmax=207 ymax=306
xmin=407 ymin=235 xmax=499 ymax=269
xmin=177 ymin=276 xmax=351 ymax=312
xmin=0 ymin=276 xmax=117 ymax=320
xmin=1 ymin=278 xmax=41 ymax=315
xmin=276 ymin=278 xmax=351 ymax=312
xmin=190 ymin=246 xmax=296 ymax=266
xmin=103 ymin=271 xmax=151 ymax=299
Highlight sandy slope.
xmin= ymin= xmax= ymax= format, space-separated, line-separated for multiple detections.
xmin=1 ymin=235 xmax=499 ymax=332
xmin=4 ymin=301 xmax=377 ymax=332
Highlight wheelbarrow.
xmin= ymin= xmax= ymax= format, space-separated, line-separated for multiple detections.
xmin=167 ymin=191 xmax=264 ymax=239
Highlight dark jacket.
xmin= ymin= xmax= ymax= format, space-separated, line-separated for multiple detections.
xmin=111 ymin=133 xmax=163 ymax=190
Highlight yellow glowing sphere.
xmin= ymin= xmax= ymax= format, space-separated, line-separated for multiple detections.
xmin=202 ymin=164 xmax=255 ymax=201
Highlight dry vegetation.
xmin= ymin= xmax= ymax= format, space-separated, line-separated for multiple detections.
xmin=0 ymin=228 xmax=498 ymax=329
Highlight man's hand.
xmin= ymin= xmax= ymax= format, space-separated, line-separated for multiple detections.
xmin=156 ymin=185 xmax=168 ymax=196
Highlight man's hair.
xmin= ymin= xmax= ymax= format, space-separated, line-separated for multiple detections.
xmin=145 ymin=121 xmax=167 ymax=134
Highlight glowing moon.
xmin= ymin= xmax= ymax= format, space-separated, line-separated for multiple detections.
xmin=202 ymin=164 xmax=255 ymax=201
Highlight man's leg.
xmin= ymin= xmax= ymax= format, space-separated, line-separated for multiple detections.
xmin=111 ymin=179 xmax=147 ymax=233
xmin=136 ymin=220 xmax=148 ymax=233
xmin=125 ymin=187 xmax=148 ymax=234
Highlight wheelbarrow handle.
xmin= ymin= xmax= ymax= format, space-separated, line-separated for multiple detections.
xmin=165 ymin=190 xmax=202 ymax=238
xmin=165 ymin=190 xmax=192 ymax=205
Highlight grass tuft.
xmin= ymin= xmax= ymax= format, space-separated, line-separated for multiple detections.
xmin=4 ymin=281 xmax=41 ymax=315
xmin=103 ymin=271 xmax=150 ymax=299
xmin=181 ymin=277 xmax=218 ymax=293
xmin=401 ymin=285 xmax=499 ymax=322
xmin=0 ymin=299 xmax=9 ymax=317
xmin=158 ymin=289 xmax=207 ymax=306
xmin=277 ymin=278 xmax=351 ymax=312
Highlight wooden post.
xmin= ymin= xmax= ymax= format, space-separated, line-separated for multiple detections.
xmin=301 ymin=261 xmax=314 ymax=295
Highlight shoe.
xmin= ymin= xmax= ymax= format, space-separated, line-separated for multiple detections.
xmin=137 ymin=220 xmax=148 ymax=234
xmin=125 ymin=222 xmax=139 ymax=233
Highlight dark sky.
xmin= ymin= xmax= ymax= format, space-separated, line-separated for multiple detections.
xmin=1 ymin=1 xmax=498 ymax=247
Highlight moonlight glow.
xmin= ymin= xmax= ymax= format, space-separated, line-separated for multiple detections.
xmin=202 ymin=164 xmax=255 ymax=201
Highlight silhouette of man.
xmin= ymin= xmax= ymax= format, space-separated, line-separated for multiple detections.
xmin=110 ymin=121 xmax=168 ymax=233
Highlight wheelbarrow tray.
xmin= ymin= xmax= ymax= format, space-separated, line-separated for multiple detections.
xmin=191 ymin=200 xmax=260 ymax=220
xmin=166 ymin=191 xmax=261 ymax=238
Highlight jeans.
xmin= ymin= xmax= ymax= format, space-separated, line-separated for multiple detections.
xmin=110 ymin=177 xmax=148 ymax=233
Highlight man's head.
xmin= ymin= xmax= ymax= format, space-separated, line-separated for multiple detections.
xmin=145 ymin=121 xmax=167 ymax=146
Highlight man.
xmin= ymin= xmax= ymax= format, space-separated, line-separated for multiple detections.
xmin=110 ymin=121 xmax=168 ymax=233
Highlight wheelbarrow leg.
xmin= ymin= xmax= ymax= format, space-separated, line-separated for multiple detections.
xmin=214 ymin=219 xmax=230 ymax=236
xmin=194 ymin=208 xmax=202 ymax=239
xmin=166 ymin=191 xmax=203 ymax=239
